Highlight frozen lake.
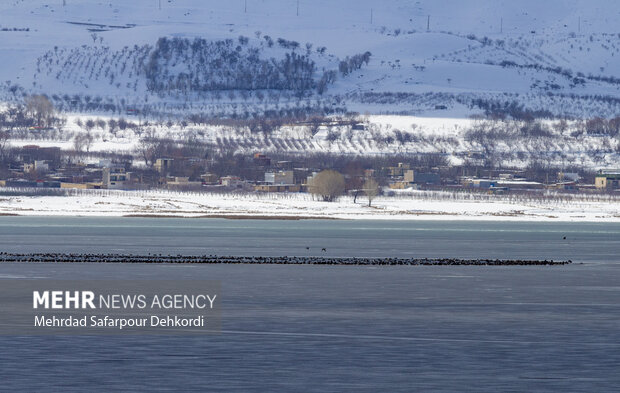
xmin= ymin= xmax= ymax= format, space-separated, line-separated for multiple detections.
xmin=1 ymin=217 xmax=619 ymax=391
xmin=0 ymin=216 xmax=618 ymax=262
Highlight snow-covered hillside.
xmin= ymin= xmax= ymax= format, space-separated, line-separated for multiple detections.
xmin=1 ymin=0 xmax=619 ymax=118
xmin=5 ymin=113 xmax=618 ymax=170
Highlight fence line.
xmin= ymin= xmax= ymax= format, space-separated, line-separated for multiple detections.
xmin=0 ymin=186 xmax=617 ymax=206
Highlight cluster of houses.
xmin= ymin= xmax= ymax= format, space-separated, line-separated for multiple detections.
xmin=458 ymin=170 xmax=620 ymax=194
xmin=0 ymin=145 xmax=102 ymax=189
xmin=1 ymin=146 xmax=619 ymax=194
xmin=0 ymin=148 xmax=308 ymax=192
xmin=594 ymin=170 xmax=620 ymax=191
xmin=380 ymin=162 xmax=620 ymax=194
xmin=384 ymin=163 xmax=441 ymax=189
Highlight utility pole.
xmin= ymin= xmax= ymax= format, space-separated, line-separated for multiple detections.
xmin=500 ymin=18 xmax=503 ymax=33
xmin=158 ymin=0 xmax=161 ymax=10
xmin=296 ymin=0 xmax=299 ymax=17
xmin=426 ymin=15 xmax=430 ymax=32
xmin=370 ymin=8 xmax=373 ymax=24
xmin=578 ymin=16 xmax=581 ymax=32
xmin=244 ymin=0 xmax=247 ymax=13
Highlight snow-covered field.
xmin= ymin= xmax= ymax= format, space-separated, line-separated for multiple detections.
xmin=1 ymin=189 xmax=618 ymax=221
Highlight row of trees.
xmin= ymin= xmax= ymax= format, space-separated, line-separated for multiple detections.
xmin=0 ymin=95 xmax=59 ymax=130
xmin=75 ymin=117 xmax=140 ymax=136
xmin=144 ymin=37 xmax=319 ymax=94
xmin=36 ymin=36 xmax=372 ymax=105
xmin=338 ymin=52 xmax=372 ymax=76
xmin=584 ymin=117 xmax=620 ymax=136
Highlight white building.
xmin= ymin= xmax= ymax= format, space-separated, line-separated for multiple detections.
xmin=265 ymin=170 xmax=294 ymax=185
xmin=102 ymin=167 xmax=130 ymax=189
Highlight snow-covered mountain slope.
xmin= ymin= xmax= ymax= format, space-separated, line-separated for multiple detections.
xmin=0 ymin=0 xmax=619 ymax=118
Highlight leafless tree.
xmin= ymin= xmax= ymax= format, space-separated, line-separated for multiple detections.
xmin=85 ymin=119 xmax=95 ymax=131
xmin=26 ymin=95 xmax=54 ymax=127
xmin=135 ymin=130 xmax=159 ymax=167
xmin=73 ymin=133 xmax=86 ymax=153
xmin=73 ymin=131 xmax=94 ymax=153
xmin=0 ymin=131 xmax=12 ymax=163
xmin=363 ymin=178 xmax=379 ymax=207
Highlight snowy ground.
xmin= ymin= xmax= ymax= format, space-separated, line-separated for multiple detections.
xmin=1 ymin=0 xmax=619 ymax=118
xmin=1 ymin=189 xmax=618 ymax=221
xmin=9 ymin=112 xmax=619 ymax=170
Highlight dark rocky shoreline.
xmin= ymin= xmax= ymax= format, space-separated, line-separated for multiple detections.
xmin=0 ymin=252 xmax=571 ymax=266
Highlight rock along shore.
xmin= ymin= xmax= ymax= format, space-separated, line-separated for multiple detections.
xmin=0 ymin=252 xmax=571 ymax=266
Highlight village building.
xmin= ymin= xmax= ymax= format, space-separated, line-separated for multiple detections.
xmin=102 ymin=167 xmax=130 ymax=189
xmin=403 ymin=170 xmax=440 ymax=185
xmin=595 ymin=170 xmax=620 ymax=190
xmin=220 ymin=176 xmax=248 ymax=189
xmin=264 ymin=170 xmax=294 ymax=185
xmin=253 ymin=153 xmax=271 ymax=166
xmin=200 ymin=173 xmax=219 ymax=185
xmin=385 ymin=162 xmax=410 ymax=177
xmin=154 ymin=158 xmax=174 ymax=175
xmin=166 ymin=176 xmax=202 ymax=189
xmin=255 ymin=184 xmax=301 ymax=192
xmin=256 ymin=170 xmax=299 ymax=192
xmin=558 ymin=172 xmax=580 ymax=182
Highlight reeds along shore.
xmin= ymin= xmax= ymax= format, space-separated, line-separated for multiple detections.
xmin=0 ymin=252 xmax=571 ymax=265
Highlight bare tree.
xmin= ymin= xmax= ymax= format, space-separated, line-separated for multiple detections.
xmin=108 ymin=119 xmax=118 ymax=136
xmin=73 ymin=133 xmax=86 ymax=153
xmin=363 ymin=178 xmax=379 ymax=207
xmin=309 ymin=170 xmax=345 ymax=202
xmin=26 ymin=95 xmax=54 ymax=127
xmin=84 ymin=131 xmax=94 ymax=152
xmin=85 ymin=119 xmax=95 ymax=131
xmin=0 ymin=131 xmax=12 ymax=163
xmin=135 ymin=130 xmax=160 ymax=167
xmin=73 ymin=131 xmax=94 ymax=153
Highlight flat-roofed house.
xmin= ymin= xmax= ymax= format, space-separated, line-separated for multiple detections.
xmin=595 ymin=170 xmax=620 ymax=190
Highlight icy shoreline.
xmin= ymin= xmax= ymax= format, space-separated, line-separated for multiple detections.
xmin=0 ymin=188 xmax=618 ymax=222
